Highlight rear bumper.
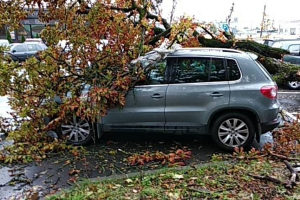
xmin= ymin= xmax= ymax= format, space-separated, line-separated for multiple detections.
xmin=261 ymin=115 xmax=281 ymax=133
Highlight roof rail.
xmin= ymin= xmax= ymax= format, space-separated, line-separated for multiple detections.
xmin=175 ymin=47 xmax=243 ymax=54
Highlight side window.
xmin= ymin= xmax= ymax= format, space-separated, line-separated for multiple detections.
xmin=35 ymin=44 xmax=42 ymax=51
xmin=173 ymin=57 xmax=209 ymax=83
xmin=288 ymin=45 xmax=300 ymax=55
xmin=13 ymin=45 xmax=26 ymax=52
xmin=27 ymin=44 xmax=37 ymax=51
xmin=172 ymin=57 xmax=226 ymax=83
xmin=227 ymin=59 xmax=241 ymax=81
xmin=140 ymin=60 xmax=167 ymax=85
xmin=210 ymin=58 xmax=226 ymax=81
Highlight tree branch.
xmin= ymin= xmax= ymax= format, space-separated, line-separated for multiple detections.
xmin=200 ymin=26 xmax=216 ymax=39
xmin=146 ymin=12 xmax=171 ymax=30
xmin=147 ymin=28 xmax=172 ymax=46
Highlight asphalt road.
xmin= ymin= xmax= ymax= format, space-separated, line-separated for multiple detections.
xmin=0 ymin=90 xmax=300 ymax=199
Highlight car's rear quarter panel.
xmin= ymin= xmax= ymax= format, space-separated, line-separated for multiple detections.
xmin=229 ymin=57 xmax=280 ymax=123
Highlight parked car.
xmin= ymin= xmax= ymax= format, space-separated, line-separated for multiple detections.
xmin=49 ymin=48 xmax=281 ymax=151
xmin=0 ymin=39 xmax=9 ymax=47
xmin=272 ymin=39 xmax=300 ymax=56
xmin=282 ymin=55 xmax=300 ymax=89
xmin=5 ymin=43 xmax=47 ymax=62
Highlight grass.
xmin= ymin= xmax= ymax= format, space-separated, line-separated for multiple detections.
xmin=47 ymin=158 xmax=300 ymax=200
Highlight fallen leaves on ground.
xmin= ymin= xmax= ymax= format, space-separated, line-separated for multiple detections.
xmin=48 ymin=120 xmax=300 ymax=200
xmin=127 ymin=149 xmax=192 ymax=166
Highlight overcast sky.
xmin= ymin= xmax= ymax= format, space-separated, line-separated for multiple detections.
xmin=161 ymin=0 xmax=300 ymax=26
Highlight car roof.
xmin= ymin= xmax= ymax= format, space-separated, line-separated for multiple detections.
xmin=11 ymin=43 xmax=24 ymax=45
xmin=166 ymin=48 xmax=252 ymax=59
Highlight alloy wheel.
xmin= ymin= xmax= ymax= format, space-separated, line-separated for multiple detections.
xmin=218 ymin=118 xmax=249 ymax=147
xmin=60 ymin=116 xmax=91 ymax=143
xmin=288 ymin=81 xmax=300 ymax=89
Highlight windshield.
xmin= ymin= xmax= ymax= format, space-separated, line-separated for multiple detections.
xmin=272 ymin=42 xmax=283 ymax=48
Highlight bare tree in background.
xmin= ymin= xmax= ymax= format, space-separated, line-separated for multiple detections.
xmin=169 ymin=0 xmax=177 ymax=25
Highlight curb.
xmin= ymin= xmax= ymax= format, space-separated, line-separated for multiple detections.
xmin=44 ymin=161 xmax=228 ymax=199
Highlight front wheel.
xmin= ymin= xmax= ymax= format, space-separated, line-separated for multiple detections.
xmin=211 ymin=113 xmax=255 ymax=151
xmin=57 ymin=116 xmax=93 ymax=146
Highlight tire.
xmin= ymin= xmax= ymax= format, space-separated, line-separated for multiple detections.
xmin=57 ymin=116 xmax=93 ymax=146
xmin=211 ymin=113 xmax=255 ymax=151
xmin=287 ymin=81 xmax=300 ymax=90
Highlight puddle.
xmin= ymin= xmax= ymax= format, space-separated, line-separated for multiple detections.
xmin=0 ymin=167 xmax=13 ymax=186
xmin=0 ymin=140 xmax=14 ymax=151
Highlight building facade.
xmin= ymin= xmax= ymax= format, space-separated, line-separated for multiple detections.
xmin=0 ymin=9 xmax=55 ymax=42
xmin=278 ymin=20 xmax=300 ymax=36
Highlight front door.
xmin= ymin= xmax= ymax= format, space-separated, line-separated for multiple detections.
xmin=165 ymin=57 xmax=230 ymax=134
xmin=102 ymin=60 xmax=168 ymax=132
xmin=11 ymin=44 xmax=27 ymax=61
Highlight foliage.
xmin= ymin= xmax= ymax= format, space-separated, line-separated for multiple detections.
xmin=0 ymin=0 xmax=179 ymax=163
xmin=21 ymin=34 xmax=25 ymax=43
xmin=6 ymin=29 xmax=12 ymax=43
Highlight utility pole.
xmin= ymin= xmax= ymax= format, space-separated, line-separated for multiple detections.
xmin=260 ymin=4 xmax=266 ymax=38
xmin=226 ymin=3 xmax=234 ymax=26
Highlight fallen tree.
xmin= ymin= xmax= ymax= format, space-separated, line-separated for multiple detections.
xmin=0 ymin=0 xmax=299 ymax=163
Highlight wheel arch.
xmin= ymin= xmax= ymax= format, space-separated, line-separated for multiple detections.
xmin=207 ymin=108 xmax=261 ymax=142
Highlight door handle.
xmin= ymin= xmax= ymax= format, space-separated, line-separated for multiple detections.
xmin=152 ymin=93 xmax=164 ymax=99
xmin=210 ymin=92 xmax=223 ymax=97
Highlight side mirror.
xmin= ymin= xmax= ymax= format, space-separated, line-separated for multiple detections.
xmin=12 ymin=50 xmax=16 ymax=53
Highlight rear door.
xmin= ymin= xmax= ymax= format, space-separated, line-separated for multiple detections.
xmin=101 ymin=60 xmax=169 ymax=132
xmin=165 ymin=57 xmax=230 ymax=134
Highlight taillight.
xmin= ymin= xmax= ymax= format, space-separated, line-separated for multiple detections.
xmin=260 ymin=86 xmax=278 ymax=99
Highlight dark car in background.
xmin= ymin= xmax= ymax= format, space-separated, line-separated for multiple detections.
xmin=5 ymin=43 xmax=47 ymax=62
xmin=283 ymin=55 xmax=300 ymax=89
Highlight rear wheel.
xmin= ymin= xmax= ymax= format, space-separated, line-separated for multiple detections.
xmin=287 ymin=81 xmax=300 ymax=90
xmin=211 ymin=113 xmax=255 ymax=151
xmin=57 ymin=115 xmax=93 ymax=145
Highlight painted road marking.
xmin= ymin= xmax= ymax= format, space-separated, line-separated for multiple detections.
xmin=278 ymin=91 xmax=300 ymax=94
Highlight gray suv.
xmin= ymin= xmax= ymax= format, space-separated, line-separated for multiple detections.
xmin=55 ymin=48 xmax=280 ymax=151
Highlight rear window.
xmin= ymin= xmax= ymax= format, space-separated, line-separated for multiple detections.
xmin=226 ymin=59 xmax=241 ymax=81
xmin=254 ymin=60 xmax=274 ymax=81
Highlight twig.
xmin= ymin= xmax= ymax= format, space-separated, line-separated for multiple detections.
xmin=284 ymin=160 xmax=298 ymax=188
xmin=268 ymin=151 xmax=300 ymax=161
xmin=248 ymin=173 xmax=286 ymax=186
xmin=188 ymin=187 xmax=212 ymax=195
